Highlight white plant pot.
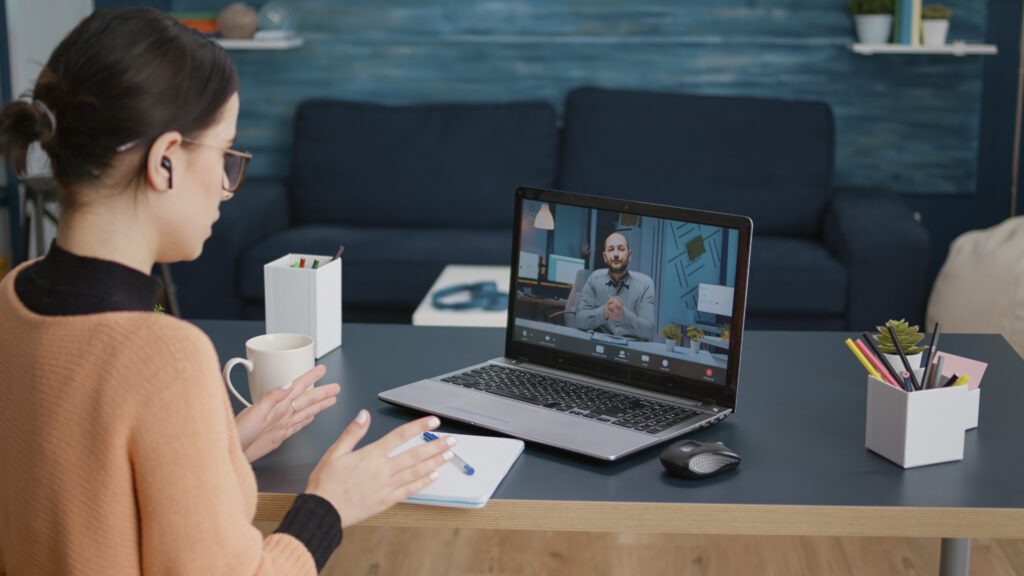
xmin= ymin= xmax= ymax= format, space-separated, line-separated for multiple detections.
xmin=883 ymin=352 xmax=922 ymax=376
xmin=854 ymin=14 xmax=893 ymax=44
xmin=690 ymin=340 xmax=699 ymax=355
xmin=665 ymin=338 xmax=677 ymax=352
xmin=922 ymin=19 xmax=950 ymax=46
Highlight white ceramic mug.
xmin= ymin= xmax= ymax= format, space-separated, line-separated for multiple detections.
xmin=222 ymin=333 xmax=315 ymax=407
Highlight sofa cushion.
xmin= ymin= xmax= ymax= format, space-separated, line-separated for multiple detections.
xmin=240 ymin=225 xmax=513 ymax=309
xmin=746 ymin=236 xmax=847 ymax=317
xmin=558 ymin=87 xmax=835 ymax=237
xmin=290 ymin=99 xmax=558 ymax=229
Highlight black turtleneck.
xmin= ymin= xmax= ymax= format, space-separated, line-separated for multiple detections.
xmin=13 ymin=241 xmax=342 ymax=572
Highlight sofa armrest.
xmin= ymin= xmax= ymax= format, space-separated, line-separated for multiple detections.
xmin=169 ymin=177 xmax=290 ymax=319
xmin=822 ymin=187 xmax=930 ymax=331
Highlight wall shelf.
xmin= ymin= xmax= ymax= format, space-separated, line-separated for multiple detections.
xmin=215 ymin=37 xmax=304 ymax=51
xmin=851 ymin=42 xmax=997 ymax=56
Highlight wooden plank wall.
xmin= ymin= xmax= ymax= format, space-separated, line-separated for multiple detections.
xmin=173 ymin=0 xmax=987 ymax=196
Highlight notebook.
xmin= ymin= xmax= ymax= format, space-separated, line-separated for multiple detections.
xmin=388 ymin=432 xmax=525 ymax=509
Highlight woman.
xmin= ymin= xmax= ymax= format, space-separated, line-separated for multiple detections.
xmin=0 ymin=8 xmax=453 ymax=574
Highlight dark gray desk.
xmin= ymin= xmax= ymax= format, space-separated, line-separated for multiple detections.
xmin=198 ymin=321 xmax=1024 ymax=576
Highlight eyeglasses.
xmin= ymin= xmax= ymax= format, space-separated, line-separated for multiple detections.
xmin=115 ymin=137 xmax=253 ymax=194
xmin=182 ymin=138 xmax=252 ymax=194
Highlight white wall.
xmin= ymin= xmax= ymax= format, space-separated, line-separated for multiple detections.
xmin=3 ymin=0 xmax=92 ymax=260
xmin=7 ymin=0 xmax=93 ymax=98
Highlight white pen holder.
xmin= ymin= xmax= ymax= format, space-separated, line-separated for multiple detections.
xmin=865 ymin=368 xmax=970 ymax=469
xmin=264 ymin=253 xmax=342 ymax=359
xmin=964 ymin=387 xmax=981 ymax=430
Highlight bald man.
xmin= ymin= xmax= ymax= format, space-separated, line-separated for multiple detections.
xmin=575 ymin=232 xmax=656 ymax=341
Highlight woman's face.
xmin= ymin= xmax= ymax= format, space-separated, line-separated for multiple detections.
xmin=154 ymin=92 xmax=240 ymax=263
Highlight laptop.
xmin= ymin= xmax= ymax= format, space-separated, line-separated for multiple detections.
xmin=379 ymin=187 xmax=753 ymax=460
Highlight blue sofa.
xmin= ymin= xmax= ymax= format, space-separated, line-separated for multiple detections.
xmin=171 ymin=87 xmax=929 ymax=331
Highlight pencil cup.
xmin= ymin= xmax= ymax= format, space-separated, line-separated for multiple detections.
xmin=964 ymin=388 xmax=980 ymax=430
xmin=864 ymin=371 xmax=969 ymax=469
xmin=264 ymin=253 xmax=342 ymax=359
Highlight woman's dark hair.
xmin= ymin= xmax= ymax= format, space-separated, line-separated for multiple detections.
xmin=0 ymin=7 xmax=238 ymax=208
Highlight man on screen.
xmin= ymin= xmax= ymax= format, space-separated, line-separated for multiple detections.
xmin=575 ymin=232 xmax=656 ymax=341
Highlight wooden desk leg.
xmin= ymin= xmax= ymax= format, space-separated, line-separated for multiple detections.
xmin=939 ymin=538 xmax=971 ymax=576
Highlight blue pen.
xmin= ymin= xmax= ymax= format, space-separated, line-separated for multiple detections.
xmin=422 ymin=431 xmax=475 ymax=476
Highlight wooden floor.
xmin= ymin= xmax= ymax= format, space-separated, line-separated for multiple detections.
xmin=256 ymin=523 xmax=1024 ymax=575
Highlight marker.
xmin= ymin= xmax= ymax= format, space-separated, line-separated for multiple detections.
xmin=332 ymin=245 xmax=345 ymax=262
xmin=887 ymin=325 xmax=921 ymax=391
xmin=299 ymin=257 xmax=306 ymax=268
xmin=844 ymin=338 xmax=880 ymax=380
xmin=928 ymin=356 xmax=945 ymax=390
xmin=423 ymin=431 xmax=474 ymax=476
xmin=953 ymin=374 xmax=970 ymax=387
xmin=862 ymin=332 xmax=909 ymax=391
xmin=920 ymin=322 xmax=942 ymax=392
xmin=312 ymin=259 xmax=320 ymax=269
xmin=942 ymin=373 xmax=960 ymax=388
xmin=854 ymin=338 xmax=899 ymax=388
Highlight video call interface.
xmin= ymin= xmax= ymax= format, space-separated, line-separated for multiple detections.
xmin=514 ymin=199 xmax=741 ymax=385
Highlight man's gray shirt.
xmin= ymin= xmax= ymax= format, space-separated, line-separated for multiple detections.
xmin=575 ymin=269 xmax=656 ymax=341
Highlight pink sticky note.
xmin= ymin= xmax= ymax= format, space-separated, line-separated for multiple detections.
xmin=933 ymin=351 xmax=988 ymax=390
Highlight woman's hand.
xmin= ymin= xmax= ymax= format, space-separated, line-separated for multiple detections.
xmin=306 ymin=411 xmax=453 ymax=528
xmin=235 ymin=365 xmax=341 ymax=462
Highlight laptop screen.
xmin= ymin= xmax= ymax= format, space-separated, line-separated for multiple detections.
xmin=507 ymin=188 xmax=752 ymax=409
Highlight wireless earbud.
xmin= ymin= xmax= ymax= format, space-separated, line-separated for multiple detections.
xmin=160 ymin=157 xmax=173 ymax=189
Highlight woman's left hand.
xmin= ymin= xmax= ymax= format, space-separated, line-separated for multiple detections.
xmin=235 ymin=364 xmax=341 ymax=462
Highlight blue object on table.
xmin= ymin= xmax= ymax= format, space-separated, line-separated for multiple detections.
xmin=423 ymin=431 xmax=476 ymax=476
xmin=431 ymin=282 xmax=508 ymax=311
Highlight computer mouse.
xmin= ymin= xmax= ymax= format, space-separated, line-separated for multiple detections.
xmin=660 ymin=440 xmax=741 ymax=480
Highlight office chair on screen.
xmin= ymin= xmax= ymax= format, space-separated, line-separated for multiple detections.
xmin=546 ymin=268 xmax=590 ymax=328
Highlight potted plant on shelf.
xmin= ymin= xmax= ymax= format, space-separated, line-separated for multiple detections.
xmin=661 ymin=324 xmax=681 ymax=352
xmin=921 ymin=4 xmax=952 ymax=46
xmin=720 ymin=323 xmax=731 ymax=344
xmin=686 ymin=326 xmax=705 ymax=355
xmin=871 ymin=319 xmax=927 ymax=370
xmin=849 ymin=0 xmax=895 ymax=45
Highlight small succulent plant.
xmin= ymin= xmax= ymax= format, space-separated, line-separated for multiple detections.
xmin=872 ymin=319 xmax=926 ymax=355
xmin=686 ymin=326 xmax=705 ymax=342
xmin=661 ymin=324 xmax=681 ymax=342
xmin=720 ymin=323 xmax=731 ymax=343
xmin=153 ymin=303 xmax=165 ymax=314
xmin=922 ymin=3 xmax=952 ymax=19
xmin=848 ymin=0 xmax=895 ymax=15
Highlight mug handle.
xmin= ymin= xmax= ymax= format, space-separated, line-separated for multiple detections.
xmin=222 ymin=357 xmax=255 ymax=407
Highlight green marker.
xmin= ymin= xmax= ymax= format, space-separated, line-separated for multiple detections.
xmin=312 ymin=259 xmax=320 ymax=269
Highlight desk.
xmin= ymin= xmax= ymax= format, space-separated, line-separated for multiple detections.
xmin=198 ymin=321 xmax=1024 ymax=576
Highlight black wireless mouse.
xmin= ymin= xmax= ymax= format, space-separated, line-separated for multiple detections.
xmin=660 ymin=440 xmax=741 ymax=480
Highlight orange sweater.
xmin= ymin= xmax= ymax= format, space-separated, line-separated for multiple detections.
xmin=0 ymin=264 xmax=316 ymax=575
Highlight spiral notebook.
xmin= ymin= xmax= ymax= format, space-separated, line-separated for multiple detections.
xmin=389 ymin=432 xmax=525 ymax=509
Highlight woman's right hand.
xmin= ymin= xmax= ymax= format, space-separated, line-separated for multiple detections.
xmin=305 ymin=410 xmax=455 ymax=528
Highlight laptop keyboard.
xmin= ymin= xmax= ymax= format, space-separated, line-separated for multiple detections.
xmin=440 ymin=364 xmax=703 ymax=434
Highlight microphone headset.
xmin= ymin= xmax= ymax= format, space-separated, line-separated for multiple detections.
xmin=431 ymin=281 xmax=508 ymax=311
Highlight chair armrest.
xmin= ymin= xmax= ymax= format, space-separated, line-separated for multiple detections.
xmin=822 ymin=187 xmax=930 ymax=330
xmin=170 ymin=178 xmax=290 ymax=319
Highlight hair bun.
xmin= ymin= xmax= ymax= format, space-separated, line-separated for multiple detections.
xmin=0 ymin=99 xmax=47 ymax=174
xmin=31 ymin=99 xmax=57 ymax=144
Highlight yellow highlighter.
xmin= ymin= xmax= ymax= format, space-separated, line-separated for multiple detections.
xmin=953 ymin=375 xmax=970 ymax=387
xmin=844 ymin=338 xmax=881 ymax=379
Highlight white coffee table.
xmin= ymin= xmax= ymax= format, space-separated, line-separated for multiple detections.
xmin=412 ymin=265 xmax=511 ymax=327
